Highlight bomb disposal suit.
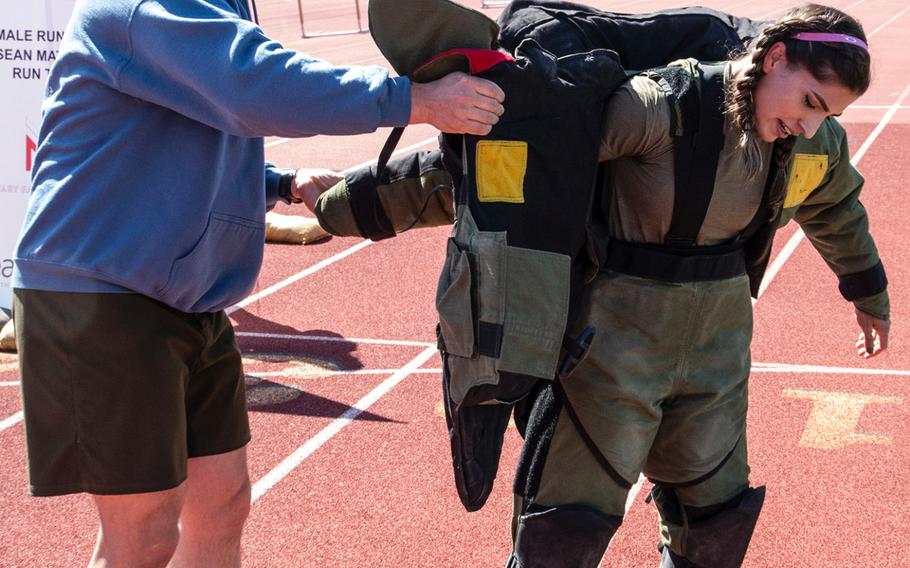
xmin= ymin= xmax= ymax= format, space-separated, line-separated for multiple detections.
xmin=321 ymin=1 xmax=889 ymax=566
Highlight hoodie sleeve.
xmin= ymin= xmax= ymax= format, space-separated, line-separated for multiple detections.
xmin=114 ymin=0 xmax=411 ymax=137
xmin=265 ymin=162 xmax=293 ymax=209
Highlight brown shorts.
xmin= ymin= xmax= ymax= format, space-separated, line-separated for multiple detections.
xmin=13 ymin=289 xmax=250 ymax=497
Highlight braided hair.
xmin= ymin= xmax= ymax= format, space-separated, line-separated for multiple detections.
xmin=726 ymin=4 xmax=871 ymax=177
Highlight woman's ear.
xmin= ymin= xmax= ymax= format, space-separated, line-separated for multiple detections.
xmin=762 ymin=41 xmax=788 ymax=73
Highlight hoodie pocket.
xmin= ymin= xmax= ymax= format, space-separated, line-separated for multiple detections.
xmin=157 ymin=212 xmax=264 ymax=312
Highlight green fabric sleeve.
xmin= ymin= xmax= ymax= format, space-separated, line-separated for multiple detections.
xmin=853 ymin=290 xmax=890 ymax=321
xmin=314 ymin=152 xmax=455 ymax=237
xmin=782 ymin=118 xmax=888 ymax=316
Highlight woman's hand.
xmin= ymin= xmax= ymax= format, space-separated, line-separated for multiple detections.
xmin=854 ymin=307 xmax=890 ymax=358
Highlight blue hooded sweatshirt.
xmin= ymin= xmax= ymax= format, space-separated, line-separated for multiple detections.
xmin=14 ymin=0 xmax=410 ymax=312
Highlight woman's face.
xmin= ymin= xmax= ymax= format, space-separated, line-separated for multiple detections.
xmin=752 ymin=42 xmax=861 ymax=142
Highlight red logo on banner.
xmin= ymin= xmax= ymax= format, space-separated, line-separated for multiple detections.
xmin=25 ymin=134 xmax=37 ymax=172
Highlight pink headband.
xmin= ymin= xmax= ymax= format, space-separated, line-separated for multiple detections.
xmin=792 ymin=32 xmax=869 ymax=51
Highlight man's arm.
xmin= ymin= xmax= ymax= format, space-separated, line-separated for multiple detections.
xmin=112 ymin=0 xmax=502 ymax=138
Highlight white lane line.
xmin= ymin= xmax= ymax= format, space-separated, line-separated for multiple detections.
xmin=235 ymin=134 xmax=443 ymax=312
xmin=752 ymin=362 xmax=910 ymax=376
xmin=755 ymin=81 xmax=910 ymax=299
xmin=851 ymin=105 xmax=910 ymax=110
xmin=265 ymin=132 xmax=437 ymax=166
xmin=235 ymin=331 xmax=434 ymax=347
xmin=227 ymin=239 xmax=373 ymax=315
xmin=342 ymin=136 xmax=438 ymax=171
xmin=254 ymin=363 xmax=910 ymax=379
xmin=0 ymin=411 xmax=23 ymax=433
xmin=250 ymin=345 xmax=438 ymax=503
xmin=372 ymin=364 xmax=910 ymax=377
xmin=867 ymin=3 xmax=910 ymax=37
xmin=252 ymin=367 xmax=439 ymax=378
xmin=0 ymin=381 xmax=19 ymax=387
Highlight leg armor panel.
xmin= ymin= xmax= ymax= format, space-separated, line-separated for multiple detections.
xmin=506 ymin=505 xmax=622 ymax=568
xmin=653 ymin=485 xmax=766 ymax=568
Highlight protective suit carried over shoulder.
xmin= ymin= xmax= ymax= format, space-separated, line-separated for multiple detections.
xmin=319 ymin=0 xmax=768 ymax=512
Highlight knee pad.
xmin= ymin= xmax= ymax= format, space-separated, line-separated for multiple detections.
xmin=508 ymin=504 xmax=622 ymax=568
xmin=653 ymin=485 xmax=766 ymax=568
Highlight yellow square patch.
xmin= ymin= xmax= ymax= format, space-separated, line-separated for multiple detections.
xmin=476 ymin=140 xmax=527 ymax=203
xmin=785 ymin=153 xmax=829 ymax=208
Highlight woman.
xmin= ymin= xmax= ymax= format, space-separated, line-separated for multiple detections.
xmin=312 ymin=4 xmax=889 ymax=566
xmin=507 ymin=5 xmax=888 ymax=568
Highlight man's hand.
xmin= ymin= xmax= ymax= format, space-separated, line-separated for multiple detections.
xmin=854 ymin=307 xmax=890 ymax=358
xmin=292 ymin=168 xmax=343 ymax=214
xmin=410 ymin=72 xmax=505 ymax=135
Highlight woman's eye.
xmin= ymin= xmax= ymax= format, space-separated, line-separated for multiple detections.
xmin=804 ymin=95 xmax=817 ymax=110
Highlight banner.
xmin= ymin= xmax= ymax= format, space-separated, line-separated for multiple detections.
xmin=0 ymin=1 xmax=75 ymax=309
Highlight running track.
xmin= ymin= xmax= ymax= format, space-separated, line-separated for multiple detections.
xmin=0 ymin=0 xmax=907 ymax=566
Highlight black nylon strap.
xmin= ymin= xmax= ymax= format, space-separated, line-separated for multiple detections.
xmin=477 ymin=321 xmax=504 ymax=358
xmin=346 ymin=165 xmax=396 ymax=241
xmin=838 ymin=260 xmax=888 ymax=301
xmin=665 ymin=64 xmax=727 ymax=246
xmin=605 ymin=239 xmax=745 ymax=283
xmin=552 ymin=379 xmax=633 ymax=490
xmin=346 ymin=126 xmax=406 ymax=241
xmin=376 ymin=126 xmax=405 ymax=179
xmin=648 ymin=436 xmax=742 ymax=489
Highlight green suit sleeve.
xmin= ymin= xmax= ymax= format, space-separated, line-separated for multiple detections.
xmin=315 ymin=149 xmax=455 ymax=238
xmin=782 ymin=118 xmax=889 ymax=319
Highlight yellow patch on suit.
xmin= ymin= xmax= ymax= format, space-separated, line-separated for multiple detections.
xmin=784 ymin=153 xmax=828 ymax=208
xmin=476 ymin=140 xmax=527 ymax=203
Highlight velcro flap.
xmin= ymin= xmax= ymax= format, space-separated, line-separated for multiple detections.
xmin=785 ymin=153 xmax=828 ymax=208
xmin=476 ymin=140 xmax=528 ymax=203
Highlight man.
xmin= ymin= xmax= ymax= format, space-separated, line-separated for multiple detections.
xmin=12 ymin=0 xmax=503 ymax=566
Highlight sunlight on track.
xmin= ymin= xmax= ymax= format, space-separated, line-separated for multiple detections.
xmin=782 ymin=389 xmax=903 ymax=449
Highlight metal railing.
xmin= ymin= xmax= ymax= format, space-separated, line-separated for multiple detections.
xmin=295 ymin=0 xmax=369 ymax=38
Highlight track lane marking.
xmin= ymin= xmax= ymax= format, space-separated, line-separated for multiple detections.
xmin=252 ymin=367 xmax=439 ymax=378
xmin=752 ymin=362 xmax=910 ymax=376
xmin=228 ymin=240 xmax=373 ymax=315
xmin=235 ymin=331 xmax=434 ymax=347
xmin=250 ymin=345 xmax=438 ymax=502
xmin=0 ymin=411 xmax=23 ymax=433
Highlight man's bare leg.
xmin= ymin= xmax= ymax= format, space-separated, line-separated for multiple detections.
xmin=169 ymin=446 xmax=251 ymax=568
xmin=90 ymin=485 xmax=186 ymax=568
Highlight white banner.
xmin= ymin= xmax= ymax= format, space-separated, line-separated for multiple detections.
xmin=0 ymin=1 xmax=75 ymax=309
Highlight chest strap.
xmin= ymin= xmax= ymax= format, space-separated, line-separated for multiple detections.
xmin=651 ymin=63 xmax=727 ymax=246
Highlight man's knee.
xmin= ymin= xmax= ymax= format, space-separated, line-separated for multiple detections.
xmin=183 ymin=452 xmax=251 ymax=535
xmin=94 ymin=492 xmax=184 ymax=567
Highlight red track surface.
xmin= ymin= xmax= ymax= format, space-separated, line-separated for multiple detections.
xmin=1 ymin=1 xmax=908 ymax=566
